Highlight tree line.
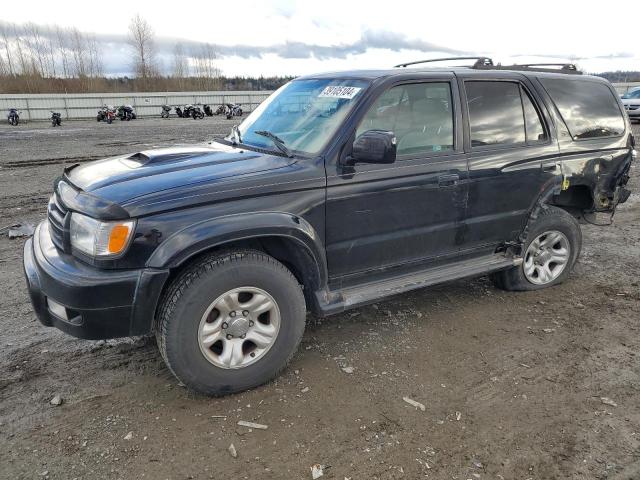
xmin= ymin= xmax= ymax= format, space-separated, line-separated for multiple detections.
xmin=0 ymin=16 xmax=292 ymax=94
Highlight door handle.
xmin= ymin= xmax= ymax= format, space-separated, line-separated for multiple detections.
xmin=542 ymin=162 xmax=558 ymax=172
xmin=438 ymin=173 xmax=459 ymax=187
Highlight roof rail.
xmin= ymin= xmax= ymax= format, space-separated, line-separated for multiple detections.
xmin=473 ymin=62 xmax=582 ymax=75
xmin=512 ymin=63 xmax=578 ymax=71
xmin=394 ymin=57 xmax=494 ymax=68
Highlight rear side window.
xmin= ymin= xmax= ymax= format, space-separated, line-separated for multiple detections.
xmin=522 ymin=91 xmax=547 ymax=143
xmin=465 ymin=81 xmax=547 ymax=147
xmin=540 ymin=78 xmax=625 ymax=140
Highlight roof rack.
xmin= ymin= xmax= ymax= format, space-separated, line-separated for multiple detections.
xmin=394 ymin=57 xmax=582 ymax=75
xmin=394 ymin=57 xmax=494 ymax=68
xmin=472 ymin=62 xmax=582 ymax=74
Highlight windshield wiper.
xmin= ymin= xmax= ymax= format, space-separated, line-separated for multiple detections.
xmin=254 ymin=130 xmax=293 ymax=157
xmin=230 ymin=124 xmax=242 ymax=146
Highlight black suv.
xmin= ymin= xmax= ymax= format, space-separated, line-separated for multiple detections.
xmin=23 ymin=58 xmax=634 ymax=395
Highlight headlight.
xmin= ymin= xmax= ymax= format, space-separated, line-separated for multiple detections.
xmin=70 ymin=213 xmax=135 ymax=257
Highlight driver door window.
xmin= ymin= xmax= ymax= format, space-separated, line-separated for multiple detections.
xmin=356 ymin=82 xmax=454 ymax=156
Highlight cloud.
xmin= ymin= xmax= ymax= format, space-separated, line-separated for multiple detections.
xmin=0 ymin=20 xmax=465 ymax=75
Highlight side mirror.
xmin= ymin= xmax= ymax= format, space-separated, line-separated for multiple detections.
xmin=349 ymin=130 xmax=397 ymax=165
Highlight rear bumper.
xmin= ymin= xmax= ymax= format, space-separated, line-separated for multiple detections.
xmin=23 ymin=222 xmax=169 ymax=340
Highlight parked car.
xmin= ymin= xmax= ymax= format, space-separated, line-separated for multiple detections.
xmin=621 ymin=88 xmax=640 ymax=122
xmin=23 ymin=58 xmax=635 ymax=396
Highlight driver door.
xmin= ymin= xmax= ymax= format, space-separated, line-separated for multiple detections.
xmin=325 ymin=78 xmax=468 ymax=282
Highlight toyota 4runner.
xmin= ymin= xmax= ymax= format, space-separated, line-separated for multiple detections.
xmin=23 ymin=58 xmax=635 ymax=395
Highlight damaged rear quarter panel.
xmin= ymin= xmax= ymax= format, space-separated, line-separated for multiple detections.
xmin=557 ymin=137 xmax=633 ymax=211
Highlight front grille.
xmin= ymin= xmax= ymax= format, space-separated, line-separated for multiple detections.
xmin=47 ymin=190 xmax=69 ymax=251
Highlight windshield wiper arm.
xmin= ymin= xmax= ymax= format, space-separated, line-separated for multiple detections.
xmin=230 ymin=124 xmax=242 ymax=146
xmin=254 ymin=130 xmax=293 ymax=157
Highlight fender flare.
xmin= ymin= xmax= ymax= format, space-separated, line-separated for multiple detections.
xmin=145 ymin=211 xmax=328 ymax=286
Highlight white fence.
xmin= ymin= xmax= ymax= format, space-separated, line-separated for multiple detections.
xmin=1 ymin=82 xmax=639 ymax=122
xmin=0 ymin=91 xmax=274 ymax=121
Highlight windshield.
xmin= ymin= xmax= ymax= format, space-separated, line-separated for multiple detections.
xmin=228 ymin=78 xmax=369 ymax=155
xmin=622 ymin=90 xmax=640 ymax=99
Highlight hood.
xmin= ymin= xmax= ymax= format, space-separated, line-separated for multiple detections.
xmin=66 ymin=143 xmax=294 ymax=205
xmin=622 ymin=98 xmax=640 ymax=106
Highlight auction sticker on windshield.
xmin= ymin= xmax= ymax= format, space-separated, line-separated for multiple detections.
xmin=318 ymin=86 xmax=362 ymax=99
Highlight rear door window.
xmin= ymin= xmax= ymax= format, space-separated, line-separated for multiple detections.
xmin=540 ymin=78 xmax=625 ymax=139
xmin=466 ymin=81 xmax=526 ymax=147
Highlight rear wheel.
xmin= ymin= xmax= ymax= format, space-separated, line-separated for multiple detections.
xmin=156 ymin=250 xmax=306 ymax=396
xmin=491 ymin=206 xmax=581 ymax=291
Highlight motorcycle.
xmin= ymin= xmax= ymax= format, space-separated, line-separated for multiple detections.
xmin=182 ymin=104 xmax=194 ymax=118
xmin=97 ymin=105 xmax=109 ymax=122
xmin=161 ymin=105 xmax=172 ymax=118
xmin=191 ymin=104 xmax=205 ymax=120
xmin=7 ymin=108 xmax=19 ymax=126
xmin=203 ymin=104 xmax=214 ymax=116
xmin=174 ymin=106 xmax=184 ymax=118
xmin=105 ymin=106 xmax=117 ymax=124
xmin=225 ymin=103 xmax=243 ymax=120
xmin=50 ymin=111 xmax=62 ymax=127
xmin=117 ymin=105 xmax=136 ymax=121
xmin=214 ymin=105 xmax=226 ymax=115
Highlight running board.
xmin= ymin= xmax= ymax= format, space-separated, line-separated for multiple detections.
xmin=315 ymin=254 xmax=522 ymax=315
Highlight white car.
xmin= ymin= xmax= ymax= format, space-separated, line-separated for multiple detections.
xmin=621 ymin=88 xmax=640 ymax=122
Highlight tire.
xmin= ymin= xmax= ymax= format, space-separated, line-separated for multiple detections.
xmin=107 ymin=118 xmax=112 ymax=124
xmin=491 ymin=205 xmax=582 ymax=291
xmin=156 ymin=250 xmax=306 ymax=396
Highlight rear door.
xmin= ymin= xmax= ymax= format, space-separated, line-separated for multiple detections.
xmin=457 ymin=75 xmax=560 ymax=254
xmin=325 ymin=75 xmax=468 ymax=281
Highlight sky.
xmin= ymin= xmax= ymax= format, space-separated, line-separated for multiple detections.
xmin=1 ymin=0 xmax=638 ymax=77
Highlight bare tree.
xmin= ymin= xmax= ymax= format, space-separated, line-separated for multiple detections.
xmin=87 ymin=35 xmax=103 ymax=77
xmin=13 ymin=25 xmax=31 ymax=76
xmin=193 ymin=43 xmax=220 ymax=90
xmin=55 ymin=26 xmax=70 ymax=78
xmin=1 ymin=23 xmax=16 ymax=76
xmin=25 ymin=23 xmax=47 ymax=76
xmin=69 ymin=27 xmax=87 ymax=77
xmin=172 ymin=43 xmax=188 ymax=78
xmin=128 ymin=14 xmax=156 ymax=84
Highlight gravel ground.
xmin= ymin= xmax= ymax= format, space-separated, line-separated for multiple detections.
xmin=0 ymin=117 xmax=639 ymax=480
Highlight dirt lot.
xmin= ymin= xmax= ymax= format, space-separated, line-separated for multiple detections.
xmin=0 ymin=117 xmax=638 ymax=480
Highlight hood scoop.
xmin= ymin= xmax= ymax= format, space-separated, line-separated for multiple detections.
xmin=123 ymin=148 xmax=210 ymax=166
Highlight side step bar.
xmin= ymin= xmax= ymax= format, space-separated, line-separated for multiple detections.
xmin=315 ymin=254 xmax=522 ymax=315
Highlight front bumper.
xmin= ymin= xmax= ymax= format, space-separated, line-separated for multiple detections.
xmin=23 ymin=222 xmax=169 ymax=340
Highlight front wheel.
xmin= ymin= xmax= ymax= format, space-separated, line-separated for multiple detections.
xmin=156 ymin=250 xmax=306 ymax=396
xmin=491 ymin=206 xmax=582 ymax=291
